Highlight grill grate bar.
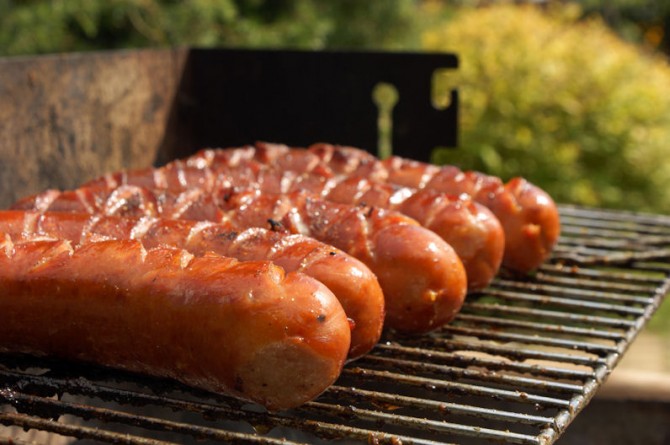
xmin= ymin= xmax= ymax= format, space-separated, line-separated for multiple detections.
xmin=558 ymin=205 xmax=670 ymax=225
xmin=559 ymin=215 xmax=670 ymax=232
xmin=538 ymin=263 xmax=667 ymax=285
xmin=490 ymin=279 xmax=652 ymax=304
xmin=481 ymin=289 xmax=646 ymax=316
xmin=633 ymin=261 xmax=670 ymax=274
xmin=560 ymin=208 xmax=670 ymax=227
xmin=302 ymin=401 xmax=542 ymax=445
xmin=0 ymin=412 xmax=179 ymax=445
xmin=557 ymin=235 xmax=649 ymax=252
xmin=373 ymin=343 xmax=596 ymax=380
xmin=341 ymin=368 xmax=572 ymax=408
xmin=532 ymin=272 xmax=658 ymax=294
xmin=0 ymin=370 xmax=450 ymax=445
xmin=354 ymin=355 xmax=585 ymax=394
xmin=460 ymin=302 xmax=637 ymax=328
xmin=536 ymin=261 xmax=670 ymax=444
xmin=559 ymin=225 xmax=670 ymax=242
xmin=561 ymin=214 xmax=663 ymax=229
xmin=0 ymin=389 xmax=301 ymax=445
xmin=323 ymin=385 xmax=555 ymax=426
xmin=553 ymin=205 xmax=670 ymax=266
xmin=552 ymin=246 xmax=670 ymax=265
xmin=560 ymin=216 xmax=670 ymax=236
xmin=453 ymin=314 xmax=626 ymax=341
xmin=438 ymin=325 xmax=618 ymax=354
xmin=403 ymin=337 xmax=607 ymax=366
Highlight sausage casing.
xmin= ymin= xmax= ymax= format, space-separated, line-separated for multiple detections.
xmin=193 ymin=142 xmax=559 ymax=273
xmin=0 ymin=210 xmax=383 ymax=359
xmin=220 ymin=189 xmax=468 ymax=333
xmin=379 ymin=156 xmax=560 ymax=273
xmin=0 ymin=234 xmax=351 ymax=410
xmin=83 ymin=154 xmax=503 ymax=290
xmin=13 ymin=187 xmax=467 ymax=334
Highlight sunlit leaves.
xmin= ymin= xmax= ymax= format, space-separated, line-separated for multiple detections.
xmin=425 ymin=3 xmax=670 ymax=213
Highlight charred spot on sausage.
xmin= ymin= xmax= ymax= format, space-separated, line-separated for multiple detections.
xmin=216 ymin=231 xmax=238 ymax=241
xmin=267 ymin=219 xmax=283 ymax=231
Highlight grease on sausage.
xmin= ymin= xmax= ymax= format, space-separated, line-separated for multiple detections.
xmin=0 ymin=235 xmax=351 ymax=410
xmin=0 ymin=210 xmax=383 ymax=359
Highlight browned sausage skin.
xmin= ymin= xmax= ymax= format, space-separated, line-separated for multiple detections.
xmin=0 ymin=233 xmax=351 ymax=411
xmin=186 ymin=142 xmax=559 ymax=273
xmin=301 ymin=176 xmax=502 ymax=291
xmin=379 ymin=156 xmax=560 ymax=273
xmin=13 ymin=187 xmax=467 ymax=335
xmin=0 ymin=210 xmax=383 ymax=359
xmin=308 ymin=143 xmax=560 ymax=272
xmin=82 ymin=154 xmax=503 ymax=291
xmin=219 ymin=189 xmax=467 ymax=333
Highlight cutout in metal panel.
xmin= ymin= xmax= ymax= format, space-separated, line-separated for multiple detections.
xmin=432 ymin=67 xmax=458 ymax=110
xmin=372 ymin=82 xmax=399 ymax=159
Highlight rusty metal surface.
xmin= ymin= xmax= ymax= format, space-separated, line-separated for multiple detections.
xmin=1 ymin=205 xmax=669 ymax=445
xmin=0 ymin=48 xmax=459 ymax=210
xmin=0 ymin=49 xmax=190 ymax=208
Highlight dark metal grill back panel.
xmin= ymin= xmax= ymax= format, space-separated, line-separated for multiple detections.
xmin=2 ymin=205 xmax=669 ymax=444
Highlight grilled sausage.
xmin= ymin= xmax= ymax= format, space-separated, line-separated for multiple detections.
xmin=218 ymin=189 xmax=467 ymax=333
xmin=378 ymin=156 xmax=560 ymax=273
xmin=220 ymin=168 xmax=503 ymax=291
xmin=187 ymin=142 xmax=559 ymax=273
xmin=83 ymin=157 xmax=503 ymax=290
xmin=13 ymin=187 xmax=467 ymax=334
xmin=0 ymin=210 xmax=383 ymax=359
xmin=308 ymin=143 xmax=560 ymax=272
xmin=0 ymin=233 xmax=351 ymax=411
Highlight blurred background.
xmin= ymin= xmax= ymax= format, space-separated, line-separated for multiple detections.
xmin=2 ymin=0 xmax=670 ymax=417
xmin=3 ymin=0 xmax=670 ymax=213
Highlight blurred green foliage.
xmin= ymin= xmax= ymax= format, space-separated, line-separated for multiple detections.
xmin=0 ymin=0 xmax=419 ymax=55
xmin=425 ymin=3 xmax=670 ymax=213
xmin=577 ymin=0 xmax=670 ymax=52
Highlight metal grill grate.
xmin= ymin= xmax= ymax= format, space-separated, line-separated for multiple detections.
xmin=2 ymin=205 xmax=670 ymax=445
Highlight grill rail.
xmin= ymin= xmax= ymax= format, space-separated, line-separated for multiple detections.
xmin=2 ymin=205 xmax=670 ymax=444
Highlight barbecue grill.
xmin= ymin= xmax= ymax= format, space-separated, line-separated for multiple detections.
xmin=1 ymin=49 xmax=669 ymax=444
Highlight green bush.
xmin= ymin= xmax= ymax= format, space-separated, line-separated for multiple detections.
xmin=0 ymin=0 xmax=419 ymax=56
xmin=424 ymin=3 xmax=670 ymax=213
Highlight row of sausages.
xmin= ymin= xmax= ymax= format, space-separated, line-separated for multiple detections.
xmin=0 ymin=142 xmax=560 ymax=411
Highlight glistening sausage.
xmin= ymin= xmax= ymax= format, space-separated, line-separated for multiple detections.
xmin=0 ymin=209 xmax=383 ymax=359
xmin=0 ymin=234 xmax=351 ymax=411
xmin=83 ymin=157 xmax=503 ymax=290
xmin=189 ymin=142 xmax=559 ymax=273
xmin=307 ymin=143 xmax=560 ymax=273
xmin=374 ymin=155 xmax=560 ymax=274
xmin=13 ymin=187 xmax=467 ymax=334
xmin=213 ymin=189 xmax=467 ymax=334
